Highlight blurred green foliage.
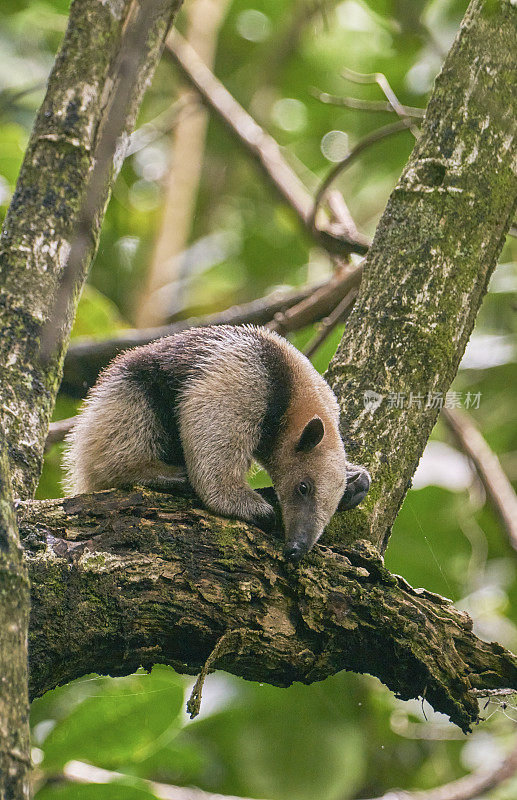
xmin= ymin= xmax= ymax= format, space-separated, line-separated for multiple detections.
xmin=1 ymin=0 xmax=516 ymax=797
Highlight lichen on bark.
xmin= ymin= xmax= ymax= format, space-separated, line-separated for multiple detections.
xmin=0 ymin=447 xmax=30 ymax=800
xmin=0 ymin=2 xmax=183 ymax=796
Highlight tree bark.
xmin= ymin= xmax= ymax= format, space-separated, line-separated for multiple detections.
xmin=0 ymin=0 xmax=182 ymax=501
xmin=0 ymin=2 xmax=183 ymax=796
xmin=326 ymin=0 xmax=517 ymax=552
xmin=0 ymin=447 xmax=30 ymax=800
xmin=19 ymin=490 xmax=517 ymax=734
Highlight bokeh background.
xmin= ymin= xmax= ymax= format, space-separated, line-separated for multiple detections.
xmin=1 ymin=0 xmax=516 ymax=797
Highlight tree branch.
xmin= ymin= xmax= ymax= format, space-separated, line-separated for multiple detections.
xmin=308 ymin=118 xmax=414 ymax=233
xmin=366 ymin=739 xmax=517 ymax=800
xmin=58 ymin=266 xmax=363 ymax=396
xmin=0 ymin=0 xmax=182 ymax=499
xmin=310 ymin=88 xmax=425 ymax=119
xmin=164 ymin=31 xmax=370 ymax=256
xmin=341 ymin=66 xmax=421 ymax=138
xmin=19 ymin=490 xmax=517 ymax=734
xmin=137 ymin=0 xmax=231 ymax=327
xmin=442 ymin=407 xmax=517 ymax=552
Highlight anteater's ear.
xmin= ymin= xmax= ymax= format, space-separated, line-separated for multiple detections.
xmin=338 ymin=466 xmax=371 ymax=511
xmin=296 ymin=416 xmax=324 ymax=452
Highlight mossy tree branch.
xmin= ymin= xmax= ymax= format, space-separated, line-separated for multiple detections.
xmin=20 ymin=490 xmax=517 ymax=734
xmin=0 ymin=2 xmax=182 ymax=795
xmin=2 ymin=0 xmax=517 ymax=754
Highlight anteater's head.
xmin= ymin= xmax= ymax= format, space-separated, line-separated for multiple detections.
xmin=269 ymin=415 xmax=370 ymax=564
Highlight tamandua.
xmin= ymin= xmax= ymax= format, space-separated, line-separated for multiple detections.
xmin=63 ymin=325 xmax=370 ymax=562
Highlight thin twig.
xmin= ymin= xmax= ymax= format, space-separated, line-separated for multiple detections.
xmin=40 ymin=0 xmax=164 ymax=360
xmin=473 ymin=688 xmax=517 ymax=698
xmin=267 ymin=261 xmax=363 ymax=335
xmin=310 ymin=87 xmax=425 ymax=119
xmin=126 ymin=94 xmax=198 ymax=156
xmin=186 ymin=629 xmax=243 ymax=719
xmin=342 ymin=66 xmax=421 ymax=137
xmin=364 ymin=739 xmax=517 ymax=800
xmin=165 ymin=31 xmax=369 ymax=256
xmin=303 ymin=287 xmax=358 ymax=358
xmin=442 ymin=407 xmax=517 ymax=553
xmin=309 ymin=118 xmax=411 ymax=232
xmin=44 ymin=417 xmax=76 ymax=450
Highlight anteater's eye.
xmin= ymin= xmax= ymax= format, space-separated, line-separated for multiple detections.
xmin=298 ymin=481 xmax=309 ymax=496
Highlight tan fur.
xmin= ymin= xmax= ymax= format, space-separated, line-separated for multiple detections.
xmin=177 ymin=329 xmax=272 ymax=521
xmin=63 ymin=372 xmax=182 ymax=495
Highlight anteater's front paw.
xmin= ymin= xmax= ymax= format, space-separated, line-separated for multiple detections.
xmin=250 ymin=504 xmax=278 ymax=534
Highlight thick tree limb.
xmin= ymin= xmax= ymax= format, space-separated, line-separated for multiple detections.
xmin=19 ymin=490 xmax=517 ymax=734
xmin=326 ymin=0 xmax=517 ymax=551
xmin=0 ymin=0 xmax=182 ymax=499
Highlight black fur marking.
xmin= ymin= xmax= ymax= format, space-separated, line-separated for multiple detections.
xmin=296 ymin=416 xmax=324 ymax=452
xmin=254 ymin=337 xmax=292 ymax=464
xmin=121 ymin=329 xmax=228 ymax=466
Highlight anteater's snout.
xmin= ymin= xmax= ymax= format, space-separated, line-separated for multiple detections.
xmin=283 ymin=541 xmax=308 ymax=564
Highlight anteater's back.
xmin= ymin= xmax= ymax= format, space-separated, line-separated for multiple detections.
xmin=63 ymin=324 xmax=332 ymax=495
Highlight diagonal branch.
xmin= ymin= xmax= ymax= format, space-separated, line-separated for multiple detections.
xmin=165 ymin=31 xmax=370 ymax=256
xmin=367 ymin=739 xmax=517 ymax=800
xmin=442 ymin=407 xmax=517 ymax=552
xmin=59 ymin=265 xmax=363 ymax=396
xmin=325 ymin=0 xmax=517 ymax=552
xmin=308 ymin=118 xmax=413 ymax=232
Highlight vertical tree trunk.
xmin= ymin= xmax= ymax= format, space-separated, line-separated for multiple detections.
xmin=0 ymin=446 xmax=30 ymax=799
xmin=326 ymin=0 xmax=517 ymax=552
xmin=0 ymin=2 xmax=183 ymax=796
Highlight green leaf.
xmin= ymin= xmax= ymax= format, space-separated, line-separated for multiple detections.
xmin=70 ymin=285 xmax=128 ymax=339
xmin=41 ymin=667 xmax=185 ymax=772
